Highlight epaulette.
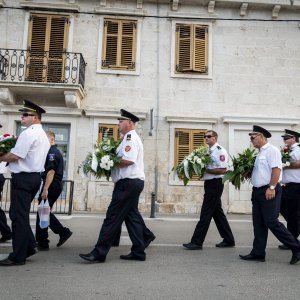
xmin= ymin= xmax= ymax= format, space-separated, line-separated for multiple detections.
xmin=217 ymin=145 xmax=222 ymax=150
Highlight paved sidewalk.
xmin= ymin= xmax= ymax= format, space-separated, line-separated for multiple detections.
xmin=0 ymin=213 xmax=299 ymax=299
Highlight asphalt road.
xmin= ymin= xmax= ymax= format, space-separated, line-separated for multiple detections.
xmin=0 ymin=213 xmax=300 ymax=300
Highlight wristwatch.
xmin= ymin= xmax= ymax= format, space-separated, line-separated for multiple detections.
xmin=269 ymin=185 xmax=275 ymax=190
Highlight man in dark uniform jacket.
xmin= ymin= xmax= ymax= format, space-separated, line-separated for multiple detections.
xmin=239 ymin=125 xmax=300 ymax=264
xmin=0 ymin=123 xmax=12 ymax=243
xmin=35 ymin=131 xmax=72 ymax=251
xmin=79 ymin=109 xmax=150 ymax=263
xmin=0 ymin=100 xmax=50 ymax=266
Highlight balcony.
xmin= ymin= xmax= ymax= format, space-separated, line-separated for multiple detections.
xmin=0 ymin=49 xmax=86 ymax=109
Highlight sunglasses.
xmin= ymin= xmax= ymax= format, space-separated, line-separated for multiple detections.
xmin=250 ymin=134 xmax=261 ymax=140
xmin=22 ymin=113 xmax=36 ymax=117
xmin=283 ymin=136 xmax=293 ymax=141
xmin=204 ymin=135 xmax=214 ymax=138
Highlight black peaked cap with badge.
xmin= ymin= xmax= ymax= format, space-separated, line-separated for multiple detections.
xmin=249 ymin=125 xmax=272 ymax=138
xmin=19 ymin=99 xmax=46 ymax=115
xmin=281 ymin=129 xmax=300 ymax=138
xmin=118 ymin=109 xmax=139 ymax=123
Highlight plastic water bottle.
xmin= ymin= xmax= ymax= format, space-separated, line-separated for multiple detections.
xmin=38 ymin=199 xmax=50 ymax=229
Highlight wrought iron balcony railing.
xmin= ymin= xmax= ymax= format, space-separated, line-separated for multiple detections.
xmin=0 ymin=49 xmax=86 ymax=88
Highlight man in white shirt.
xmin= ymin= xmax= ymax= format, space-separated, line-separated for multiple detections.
xmin=183 ymin=130 xmax=235 ymax=250
xmin=0 ymin=123 xmax=12 ymax=243
xmin=0 ymin=100 xmax=50 ymax=266
xmin=239 ymin=125 xmax=300 ymax=264
xmin=80 ymin=109 xmax=149 ymax=263
xmin=278 ymin=129 xmax=300 ymax=250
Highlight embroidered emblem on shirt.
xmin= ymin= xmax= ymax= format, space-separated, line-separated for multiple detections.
xmin=125 ymin=145 xmax=131 ymax=152
xmin=126 ymin=134 xmax=131 ymax=141
xmin=220 ymin=155 xmax=225 ymax=162
xmin=49 ymin=154 xmax=55 ymax=161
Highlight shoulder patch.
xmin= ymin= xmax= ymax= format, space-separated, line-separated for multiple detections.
xmin=125 ymin=145 xmax=131 ymax=152
xmin=126 ymin=134 xmax=131 ymax=141
xmin=48 ymin=153 xmax=55 ymax=161
xmin=220 ymin=155 xmax=225 ymax=162
xmin=217 ymin=145 xmax=222 ymax=150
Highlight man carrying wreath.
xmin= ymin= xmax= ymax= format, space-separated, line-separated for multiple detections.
xmin=239 ymin=125 xmax=300 ymax=264
xmin=183 ymin=130 xmax=235 ymax=250
xmin=80 ymin=109 xmax=150 ymax=262
xmin=278 ymin=129 xmax=300 ymax=250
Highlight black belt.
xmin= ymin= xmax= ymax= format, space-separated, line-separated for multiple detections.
xmin=283 ymin=182 xmax=300 ymax=187
xmin=253 ymin=185 xmax=269 ymax=190
xmin=205 ymin=178 xmax=222 ymax=181
xmin=12 ymin=172 xmax=41 ymax=175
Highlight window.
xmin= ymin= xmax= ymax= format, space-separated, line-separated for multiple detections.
xmin=26 ymin=13 xmax=69 ymax=83
xmin=98 ymin=124 xmax=119 ymax=141
xmin=175 ymin=24 xmax=208 ymax=74
xmin=101 ymin=19 xmax=137 ymax=70
xmin=174 ymin=129 xmax=206 ymax=180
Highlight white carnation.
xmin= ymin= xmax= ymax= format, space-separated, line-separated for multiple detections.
xmin=101 ymin=155 xmax=110 ymax=163
xmin=286 ymin=161 xmax=291 ymax=167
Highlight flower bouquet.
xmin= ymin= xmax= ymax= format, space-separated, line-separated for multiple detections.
xmin=78 ymin=136 xmax=121 ymax=180
xmin=0 ymin=134 xmax=17 ymax=155
xmin=174 ymin=146 xmax=212 ymax=186
xmin=222 ymin=147 xmax=257 ymax=190
xmin=281 ymin=146 xmax=291 ymax=167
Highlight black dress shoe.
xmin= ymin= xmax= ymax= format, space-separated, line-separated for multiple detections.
xmin=120 ymin=253 xmax=145 ymax=261
xmin=79 ymin=253 xmax=106 ymax=263
xmin=216 ymin=240 xmax=235 ymax=248
xmin=290 ymin=252 xmax=300 ymax=265
xmin=278 ymin=244 xmax=290 ymax=250
xmin=0 ymin=236 xmax=12 ymax=243
xmin=57 ymin=231 xmax=73 ymax=247
xmin=145 ymin=235 xmax=156 ymax=248
xmin=37 ymin=245 xmax=49 ymax=251
xmin=27 ymin=247 xmax=39 ymax=258
xmin=0 ymin=258 xmax=25 ymax=266
xmin=182 ymin=242 xmax=202 ymax=250
xmin=239 ymin=253 xmax=265 ymax=262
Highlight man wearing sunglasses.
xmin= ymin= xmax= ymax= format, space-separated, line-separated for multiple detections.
xmin=183 ymin=130 xmax=235 ymax=250
xmin=239 ymin=125 xmax=300 ymax=264
xmin=0 ymin=100 xmax=50 ymax=266
xmin=278 ymin=129 xmax=300 ymax=250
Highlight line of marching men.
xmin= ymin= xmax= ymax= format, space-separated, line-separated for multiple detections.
xmin=0 ymin=100 xmax=300 ymax=266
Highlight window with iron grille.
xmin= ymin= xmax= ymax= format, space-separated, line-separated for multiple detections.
xmin=101 ymin=19 xmax=137 ymax=70
xmin=98 ymin=124 xmax=119 ymax=141
xmin=174 ymin=129 xmax=207 ymax=180
xmin=175 ymin=24 xmax=208 ymax=74
xmin=27 ymin=13 xmax=69 ymax=83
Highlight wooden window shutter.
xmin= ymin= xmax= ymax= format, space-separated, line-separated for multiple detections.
xmin=26 ymin=14 xmax=69 ymax=82
xmin=102 ymin=19 xmax=136 ymax=70
xmin=98 ymin=124 xmax=119 ymax=141
xmin=121 ymin=21 xmax=136 ymax=69
xmin=175 ymin=24 xmax=192 ymax=72
xmin=102 ymin=20 xmax=118 ymax=67
xmin=27 ymin=15 xmax=48 ymax=82
xmin=193 ymin=25 xmax=208 ymax=73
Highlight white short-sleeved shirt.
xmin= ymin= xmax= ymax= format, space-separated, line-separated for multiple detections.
xmin=111 ymin=130 xmax=145 ymax=183
xmin=202 ymin=143 xmax=228 ymax=181
xmin=8 ymin=124 xmax=50 ymax=173
xmin=0 ymin=161 xmax=7 ymax=174
xmin=282 ymin=143 xmax=300 ymax=184
xmin=251 ymin=143 xmax=282 ymax=188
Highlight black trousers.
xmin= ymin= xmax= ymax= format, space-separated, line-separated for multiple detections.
xmin=9 ymin=173 xmax=41 ymax=263
xmin=0 ymin=174 xmax=11 ymax=238
xmin=251 ymin=184 xmax=300 ymax=257
xmin=191 ymin=178 xmax=235 ymax=246
xmin=280 ymin=183 xmax=300 ymax=238
xmin=112 ymin=212 xmax=154 ymax=246
xmin=92 ymin=178 xmax=145 ymax=259
xmin=36 ymin=180 xmax=69 ymax=247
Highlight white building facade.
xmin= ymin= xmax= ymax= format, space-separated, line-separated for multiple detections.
xmin=1 ymin=0 xmax=300 ymax=214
